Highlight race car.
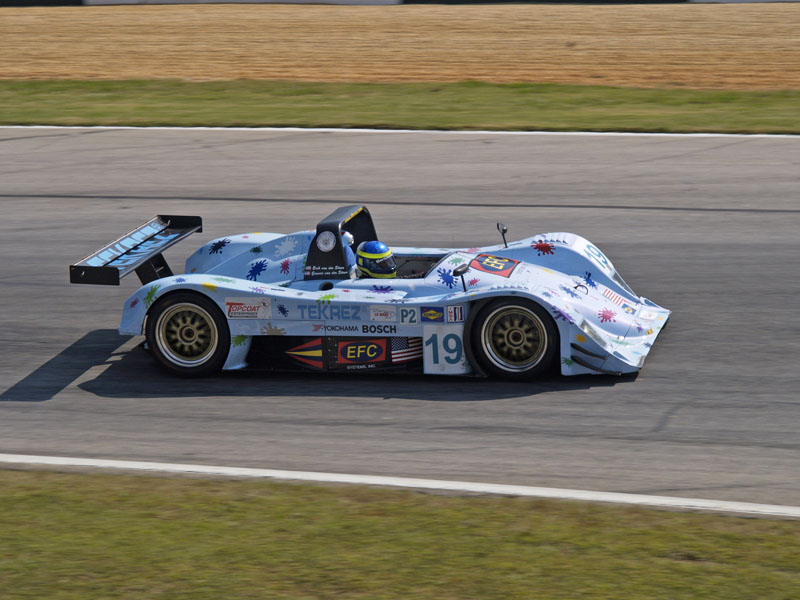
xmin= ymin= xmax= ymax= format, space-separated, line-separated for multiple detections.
xmin=69 ymin=205 xmax=670 ymax=380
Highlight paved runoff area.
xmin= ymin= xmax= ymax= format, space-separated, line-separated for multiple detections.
xmin=1 ymin=127 xmax=799 ymax=510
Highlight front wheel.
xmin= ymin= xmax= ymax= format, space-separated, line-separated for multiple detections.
xmin=145 ymin=292 xmax=230 ymax=377
xmin=471 ymin=299 xmax=558 ymax=380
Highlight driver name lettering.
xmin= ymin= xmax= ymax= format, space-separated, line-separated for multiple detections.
xmin=297 ymin=304 xmax=361 ymax=320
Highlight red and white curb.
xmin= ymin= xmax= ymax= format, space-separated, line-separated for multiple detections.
xmin=2 ymin=453 xmax=799 ymax=518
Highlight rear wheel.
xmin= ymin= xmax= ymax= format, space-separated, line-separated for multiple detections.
xmin=145 ymin=292 xmax=230 ymax=376
xmin=471 ymin=298 xmax=557 ymax=380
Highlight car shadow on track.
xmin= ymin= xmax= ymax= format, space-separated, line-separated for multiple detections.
xmin=0 ymin=329 xmax=134 ymax=403
xmin=1 ymin=329 xmax=637 ymax=403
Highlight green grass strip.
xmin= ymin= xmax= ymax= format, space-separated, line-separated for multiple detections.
xmin=1 ymin=469 xmax=799 ymax=599
xmin=1 ymin=79 xmax=799 ymax=134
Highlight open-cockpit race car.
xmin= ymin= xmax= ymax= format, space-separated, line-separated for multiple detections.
xmin=69 ymin=205 xmax=670 ymax=380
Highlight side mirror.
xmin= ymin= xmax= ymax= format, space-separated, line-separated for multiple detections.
xmin=453 ymin=263 xmax=469 ymax=292
xmin=496 ymin=222 xmax=508 ymax=248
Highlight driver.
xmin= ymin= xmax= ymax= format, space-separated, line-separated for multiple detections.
xmin=356 ymin=240 xmax=397 ymax=279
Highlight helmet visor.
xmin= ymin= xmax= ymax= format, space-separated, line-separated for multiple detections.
xmin=374 ymin=255 xmax=396 ymax=273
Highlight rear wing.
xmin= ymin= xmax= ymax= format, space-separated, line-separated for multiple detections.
xmin=69 ymin=215 xmax=202 ymax=286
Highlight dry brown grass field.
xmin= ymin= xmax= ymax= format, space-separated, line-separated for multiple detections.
xmin=0 ymin=4 xmax=799 ymax=90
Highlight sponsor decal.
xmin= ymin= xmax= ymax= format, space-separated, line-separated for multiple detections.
xmin=421 ymin=307 xmax=444 ymax=322
xmin=316 ymin=231 xmax=337 ymax=252
xmin=285 ymin=338 xmax=324 ymax=369
xmin=447 ymin=305 xmax=465 ymax=323
xmin=639 ymin=310 xmax=657 ymax=322
xmin=602 ymin=288 xmax=625 ymax=307
xmin=621 ymin=303 xmax=636 ymax=315
xmin=325 ymin=324 xmax=360 ymax=333
xmin=469 ymin=254 xmax=520 ymax=278
xmin=370 ymin=305 xmax=397 ymax=322
xmin=225 ymin=298 xmax=272 ymax=319
xmin=391 ymin=337 xmax=423 ymax=364
xmin=297 ymin=304 xmax=361 ymax=320
xmin=362 ymin=324 xmax=396 ymax=334
xmin=338 ymin=339 xmax=387 ymax=364
xmin=399 ymin=307 xmax=418 ymax=324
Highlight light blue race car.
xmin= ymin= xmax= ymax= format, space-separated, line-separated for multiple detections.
xmin=69 ymin=205 xmax=670 ymax=380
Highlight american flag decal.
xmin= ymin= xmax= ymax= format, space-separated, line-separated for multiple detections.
xmin=603 ymin=288 xmax=625 ymax=306
xmin=391 ymin=337 xmax=423 ymax=363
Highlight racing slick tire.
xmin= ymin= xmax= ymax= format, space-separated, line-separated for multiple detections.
xmin=470 ymin=298 xmax=558 ymax=380
xmin=145 ymin=292 xmax=230 ymax=377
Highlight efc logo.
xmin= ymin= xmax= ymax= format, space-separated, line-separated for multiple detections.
xmin=338 ymin=339 xmax=387 ymax=364
xmin=469 ymin=254 xmax=520 ymax=278
xmin=421 ymin=307 xmax=444 ymax=322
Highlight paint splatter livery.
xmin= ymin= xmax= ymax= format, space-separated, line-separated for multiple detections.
xmin=532 ymin=241 xmax=555 ymax=256
xmin=552 ymin=307 xmax=575 ymax=324
xmin=468 ymin=278 xmax=480 ymax=287
xmin=560 ymin=285 xmax=581 ymax=300
xmin=583 ymin=272 xmax=597 ymax=289
xmin=448 ymin=256 xmax=465 ymax=266
xmin=143 ymin=284 xmax=160 ymax=308
xmin=246 ymin=260 xmax=268 ymax=281
xmin=562 ymin=357 xmax=574 ymax=367
xmin=250 ymin=286 xmax=268 ymax=295
xmin=371 ymin=285 xmax=394 ymax=294
xmin=250 ymin=246 xmax=263 ymax=255
xmin=280 ymin=259 xmax=291 ymax=275
xmin=317 ymin=293 xmax=337 ymax=304
xmin=129 ymin=298 xmax=139 ymax=309
xmin=275 ymin=237 xmax=297 ymax=257
xmin=209 ymin=239 xmax=230 ymax=255
xmin=437 ymin=268 xmax=457 ymax=289
xmin=232 ymin=335 xmax=248 ymax=347
xmin=598 ymin=308 xmax=616 ymax=323
xmin=201 ymin=282 xmax=218 ymax=293
xmin=261 ymin=323 xmax=286 ymax=336
xmin=213 ymin=277 xmax=235 ymax=283
xmin=277 ymin=304 xmax=289 ymax=317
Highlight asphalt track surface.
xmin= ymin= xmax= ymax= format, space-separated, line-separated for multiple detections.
xmin=1 ymin=127 xmax=799 ymax=507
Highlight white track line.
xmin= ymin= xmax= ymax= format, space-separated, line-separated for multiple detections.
xmin=2 ymin=453 xmax=799 ymax=518
xmin=1 ymin=125 xmax=798 ymax=139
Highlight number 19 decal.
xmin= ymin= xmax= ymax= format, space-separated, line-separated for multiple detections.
xmin=425 ymin=333 xmax=464 ymax=365
xmin=583 ymin=244 xmax=611 ymax=272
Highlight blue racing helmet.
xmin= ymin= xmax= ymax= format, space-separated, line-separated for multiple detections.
xmin=356 ymin=241 xmax=396 ymax=278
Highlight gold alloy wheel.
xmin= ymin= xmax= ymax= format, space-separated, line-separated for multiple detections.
xmin=480 ymin=305 xmax=548 ymax=373
xmin=154 ymin=303 xmax=218 ymax=368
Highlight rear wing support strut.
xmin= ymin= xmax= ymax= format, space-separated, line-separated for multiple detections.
xmin=69 ymin=215 xmax=202 ymax=286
